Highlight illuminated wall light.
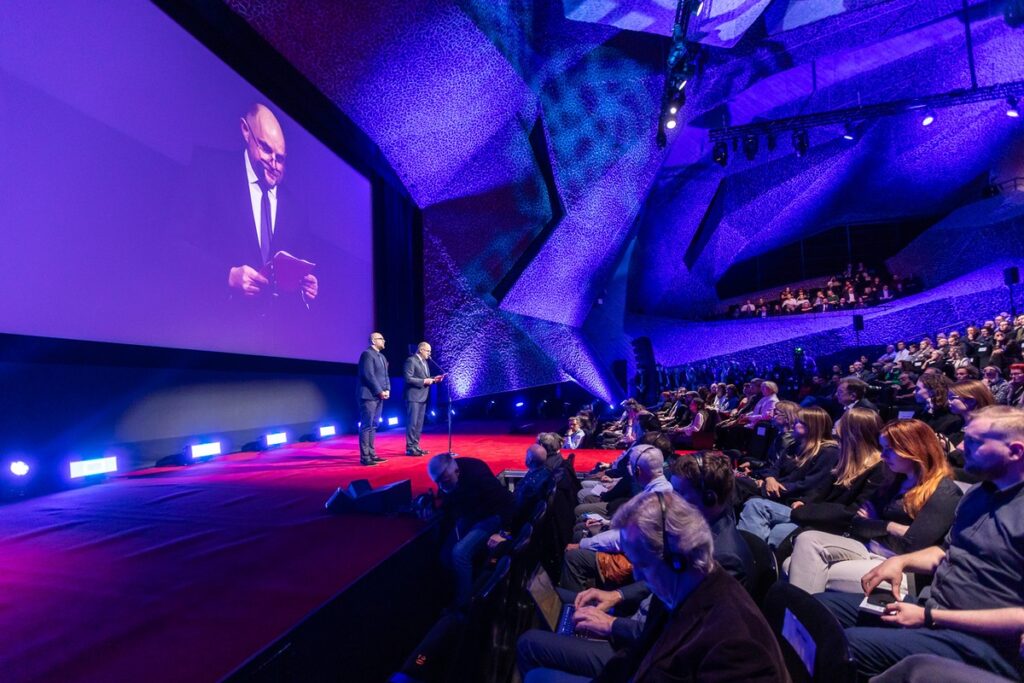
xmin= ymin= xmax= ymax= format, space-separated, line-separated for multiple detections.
xmin=265 ymin=431 xmax=288 ymax=447
xmin=921 ymin=109 xmax=936 ymax=126
xmin=69 ymin=456 xmax=117 ymax=479
xmin=430 ymin=410 xmax=437 ymax=417
xmin=10 ymin=461 xmax=30 ymax=477
xmin=318 ymin=425 xmax=337 ymax=438
xmin=1008 ymin=97 xmax=1020 ymax=118
xmin=386 ymin=417 xmax=399 ymax=427
xmin=190 ymin=441 xmax=222 ymax=459
xmin=515 ymin=401 xmax=525 ymax=408
xmin=665 ymin=118 xmax=678 ymax=130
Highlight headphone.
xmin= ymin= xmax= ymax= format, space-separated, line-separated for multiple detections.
xmin=692 ymin=452 xmax=719 ymax=509
xmin=656 ymin=492 xmax=685 ymax=572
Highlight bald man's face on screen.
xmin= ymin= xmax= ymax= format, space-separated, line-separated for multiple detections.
xmin=241 ymin=105 xmax=286 ymax=188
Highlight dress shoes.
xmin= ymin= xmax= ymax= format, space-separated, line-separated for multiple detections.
xmin=360 ymin=459 xmax=378 ymax=467
xmin=418 ymin=449 xmax=430 ymax=455
xmin=406 ymin=450 xmax=423 ymax=456
xmin=371 ymin=456 xmax=388 ymax=464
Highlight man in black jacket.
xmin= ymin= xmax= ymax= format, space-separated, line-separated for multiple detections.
xmin=428 ymin=453 xmax=515 ymax=604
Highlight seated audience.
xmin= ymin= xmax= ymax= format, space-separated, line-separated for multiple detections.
xmin=738 ymin=400 xmax=799 ymax=475
xmin=488 ymin=444 xmax=553 ymax=550
xmin=837 ymin=377 xmax=879 ymax=413
xmin=564 ymin=416 xmax=586 ymax=450
xmin=983 ymin=365 xmax=1012 ymax=405
xmin=814 ymin=405 xmax=1024 ymax=680
xmin=735 ymin=406 xmax=840 ymax=505
xmin=738 ymin=407 xmax=888 ymax=548
xmin=916 ymin=372 xmax=963 ymax=436
xmin=428 ymin=452 xmax=515 ymax=604
xmin=786 ymin=418 xmax=960 ymax=594
xmin=1007 ymin=364 xmax=1024 ymax=407
xmin=515 ymin=452 xmax=754 ymax=682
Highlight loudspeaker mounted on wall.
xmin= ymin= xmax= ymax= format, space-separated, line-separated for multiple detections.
xmin=853 ymin=314 xmax=865 ymax=332
xmin=1004 ymin=266 xmax=1020 ymax=286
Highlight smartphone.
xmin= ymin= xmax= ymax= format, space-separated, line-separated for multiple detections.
xmin=858 ymin=588 xmax=904 ymax=615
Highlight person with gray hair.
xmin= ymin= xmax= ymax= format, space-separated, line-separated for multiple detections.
xmin=559 ymin=445 xmax=673 ymax=592
xmin=526 ymin=491 xmax=788 ymax=682
xmin=426 ymin=453 xmax=515 ymax=604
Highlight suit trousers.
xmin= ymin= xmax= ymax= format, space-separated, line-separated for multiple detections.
xmin=359 ymin=398 xmax=383 ymax=461
xmin=406 ymin=399 xmax=427 ymax=451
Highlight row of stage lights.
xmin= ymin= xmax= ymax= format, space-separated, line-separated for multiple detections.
xmin=711 ymin=96 xmax=1021 ymax=167
xmin=0 ymin=413 xmax=459 ymax=499
xmin=2 ymin=397 xmax=622 ymax=497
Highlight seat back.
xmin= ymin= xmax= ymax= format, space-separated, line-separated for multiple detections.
xmin=761 ymin=582 xmax=857 ymax=683
xmin=747 ymin=423 xmax=778 ymax=464
xmin=738 ymin=530 xmax=778 ymax=606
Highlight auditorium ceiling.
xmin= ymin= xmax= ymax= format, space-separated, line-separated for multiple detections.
xmin=226 ymin=0 xmax=1024 ymax=399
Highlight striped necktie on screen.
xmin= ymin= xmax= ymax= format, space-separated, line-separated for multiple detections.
xmin=259 ymin=182 xmax=273 ymax=265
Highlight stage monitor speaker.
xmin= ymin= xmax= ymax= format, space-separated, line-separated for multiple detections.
xmin=325 ymin=478 xmax=412 ymax=515
xmin=853 ymin=315 xmax=864 ymax=332
xmin=1004 ymin=266 xmax=1020 ymax=286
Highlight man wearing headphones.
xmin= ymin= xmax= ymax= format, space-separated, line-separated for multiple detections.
xmin=517 ymin=452 xmax=757 ymax=681
xmin=595 ymin=491 xmax=788 ymax=682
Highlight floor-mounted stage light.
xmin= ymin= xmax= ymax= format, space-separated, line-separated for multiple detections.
xmin=9 ymin=460 xmax=30 ymax=477
xmin=189 ymin=441 xmax=222 ymax=460
xmin=742 ymin=134 xmax=759 ymax=160
xmin=792 ymin=129 xmax=809 ymax=157
xmin=1008 ymin=97 xmax=1020 ymax=118
xmin=69 ymin=456 xmax=118 ymax=479
xmin=713 ymin=140 xmax=728 ymax=166
xmin=264 ymin=431 xmax=288 ymax=448
xmin=387 ymin=416 xmax=399 ymax=427
xmin=318 ymin=425 xmax=337 ymax=439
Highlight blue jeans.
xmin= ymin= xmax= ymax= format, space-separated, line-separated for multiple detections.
xmin=816 ymin=591 xmax=1020 ymax=679
xmin=737 ymin=497 xmax=799 ymax=547
xmin=443 ymin=515 xmax=501 ymax=604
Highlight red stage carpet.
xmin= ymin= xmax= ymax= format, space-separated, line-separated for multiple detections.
xmin=0 ymin=431 xmax=607 ymax=683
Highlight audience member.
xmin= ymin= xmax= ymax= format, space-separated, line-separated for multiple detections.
xmin=814 ymin=405 xmax=1024 ymax=679
xmin=786 ymin=418 xmax=960 ymax=594
xmin=428 ymin=453 xmax=515 ymax=604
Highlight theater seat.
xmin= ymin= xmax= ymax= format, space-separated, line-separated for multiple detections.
xmin=761 ymin=582 xmax=857 ymax=683
xmin=738 ymin=530 xmax=778 ymax=606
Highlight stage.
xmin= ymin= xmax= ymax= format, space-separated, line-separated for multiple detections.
xmin=0 ymin=429 xmax=608 ymax=682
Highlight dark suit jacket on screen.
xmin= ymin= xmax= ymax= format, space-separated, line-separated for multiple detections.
xmin=403 ymin=354 xmax=432 ymax=403
xmin=182 ymin=148 xmax=314 ymax=318
xmin=358 ymin=348 xmax=390 ymax=400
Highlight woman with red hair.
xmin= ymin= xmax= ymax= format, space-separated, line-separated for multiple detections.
xmin=786 ymin=419 xmax=962 ymax=594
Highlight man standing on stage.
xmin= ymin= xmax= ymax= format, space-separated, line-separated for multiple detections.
xmin=358 ymin=332 xmax=390 ymax=466
xmin=403 ymin=342 xmax=444 ymax=456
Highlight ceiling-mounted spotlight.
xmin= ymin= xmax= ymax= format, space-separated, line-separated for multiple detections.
xmin=792 ymin=129 xmax=809 ymax=157
xmin=713 ymin=140 xmax=729 ymax=167
xmin=665 ymin=117 xmax=678 ymax=130
xmin=921 ymin=109 xmax=936 ymax=126
xmin=1008 ymin=96 xmax=1020 ymax=118
xmin=842 ymin=121 xmax=858 ymax=141
xmin=742 ymin=134 xmax=759 ymax=161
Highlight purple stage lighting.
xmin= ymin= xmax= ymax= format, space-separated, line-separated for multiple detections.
xmin=10 ymin=461 xmax=30 ymax=477
xmin=69 ymin=456 xmax=118 ymax=479
xmin=190 ymin=442 xmax=222 ymax=459
xmin=264 ymin=432 xmax=288 ymax=447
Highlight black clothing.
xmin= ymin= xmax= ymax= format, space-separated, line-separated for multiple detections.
xmin=790 ymin=460 xmax=893 ymax=533
xmin=852 ymin=476 xmax=962 ymax=554
xmin=438 ymin=457 xmax=515 ymax=535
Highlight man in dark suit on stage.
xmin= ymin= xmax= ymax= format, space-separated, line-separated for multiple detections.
xmin=358 ymin=332 xmax=390 ymax=466
xmin=403 ymin=342 xmax=443 ymax=456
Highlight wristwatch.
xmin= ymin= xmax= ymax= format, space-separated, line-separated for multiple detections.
xmin=924 ymin=605 xmax=936 ymax=629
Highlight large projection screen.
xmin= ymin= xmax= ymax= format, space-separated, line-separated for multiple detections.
xmin=0 ymin=2 xmax=374 ymax=363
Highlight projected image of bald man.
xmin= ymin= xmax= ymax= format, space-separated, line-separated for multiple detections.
xmin=228 ymin=104 xmax=318 ymax=302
